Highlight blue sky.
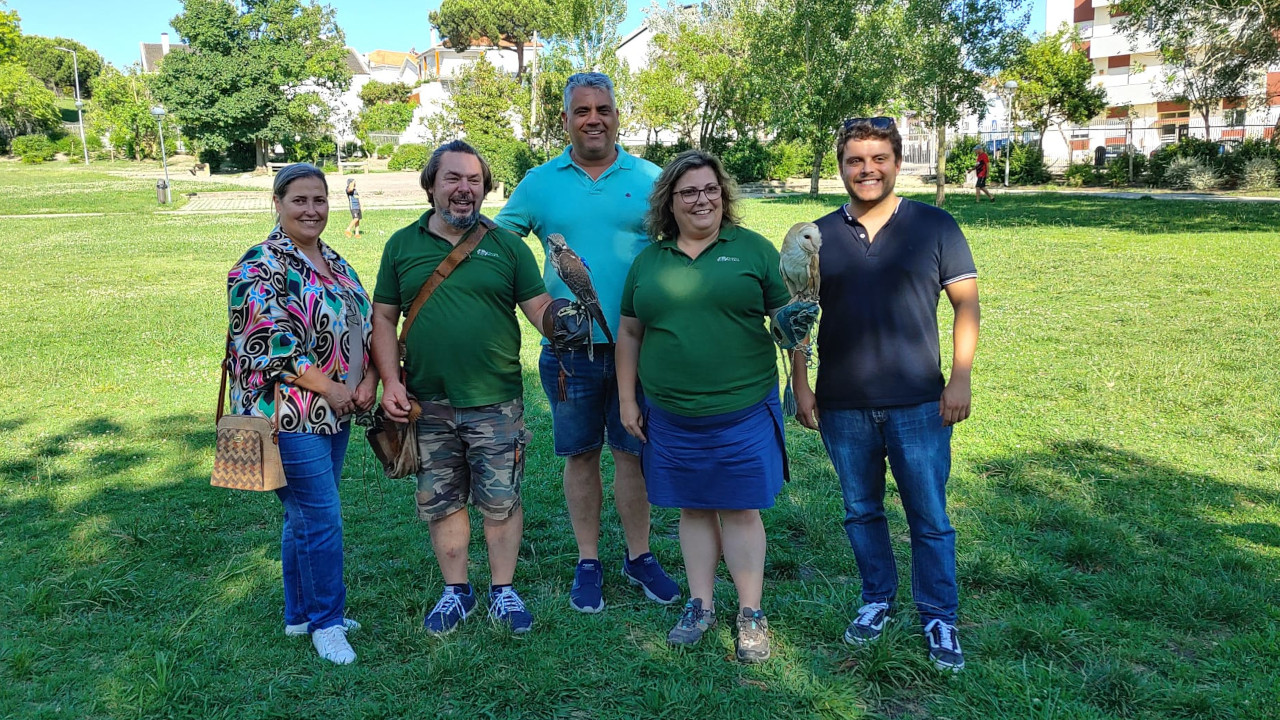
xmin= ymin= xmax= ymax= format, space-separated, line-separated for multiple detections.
xmin=11 ymin=0 xmax=1047 ymax=71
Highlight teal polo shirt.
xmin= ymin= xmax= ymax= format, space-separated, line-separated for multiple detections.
xmin=495 ymin=145 xmax=661 ymax=344
xmin=621 ymin=224 xmax=791 ymax=417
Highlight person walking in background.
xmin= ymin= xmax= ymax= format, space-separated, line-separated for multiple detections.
xmin=616 ymin=150 xmax=791 ymax=663
xmin=495 ymin=72 xmax=680 ymax=615
xmin=974 ymin=147 xmax=994 ymax=202
xmin=226 ymin=163 xmax=377 ymax=665
xmin=345 ymin=179 xmax=363 ymax=237
xmin=792 ymin=117 xmax=981 ymax=672
xmin=371 ymin=141 xmax=559 ymax=636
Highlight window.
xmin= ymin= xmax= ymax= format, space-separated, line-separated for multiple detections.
xmin=1225 ymin=109 xmax=1246 ymax=126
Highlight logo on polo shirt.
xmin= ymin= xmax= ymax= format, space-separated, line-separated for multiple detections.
xmin=475 ymin=249 xmax=500 ymax=258
xmin=716 ymin=256 xmax=740 ymax=262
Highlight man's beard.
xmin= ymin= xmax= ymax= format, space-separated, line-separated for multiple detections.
xmin=439 ymin=197 xmax=478 ymax=229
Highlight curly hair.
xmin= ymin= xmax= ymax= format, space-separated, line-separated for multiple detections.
xmin=645 ymin=149 xmax=740 ymax=242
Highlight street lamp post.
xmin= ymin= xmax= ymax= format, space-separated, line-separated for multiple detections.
xmin=150 ymin=106 xmax=171 ymax=204
xmin=54 ymin=46 xmax=89 ymax=165
xmin=1003 ymin=79 xmax=1017 ymax=187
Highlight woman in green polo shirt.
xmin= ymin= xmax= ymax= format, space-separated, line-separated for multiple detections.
xmin=616 ymin=149 xmax=790 ymax=663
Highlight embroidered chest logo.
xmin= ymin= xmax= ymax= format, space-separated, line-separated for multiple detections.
xmin=474 ymin=249 xmax=500 ymax=258
xmin=716 ymin=256 xmax=740 ymax=262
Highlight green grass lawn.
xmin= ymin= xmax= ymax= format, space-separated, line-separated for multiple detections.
xmin=0 ymin=163 xmax=260 ymax=215
xmin=0 ymin=178 xmax=1278 ymax=719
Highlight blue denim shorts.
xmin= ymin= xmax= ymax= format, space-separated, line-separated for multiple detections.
xmin=538 ymin=345 xmax=643 ymax=457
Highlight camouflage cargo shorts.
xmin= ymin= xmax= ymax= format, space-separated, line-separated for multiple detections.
xmin=414 ymin=397 xmax=532 ymax=522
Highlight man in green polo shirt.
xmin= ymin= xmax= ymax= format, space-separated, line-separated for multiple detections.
xmin=372 ymin=140 xmax=555 ymax=636
xmin=495 ymin=72 xmax=679 ymax=613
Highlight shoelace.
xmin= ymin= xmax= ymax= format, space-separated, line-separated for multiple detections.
xmin=490 ymin=589 xmax=526 ymax=616
xmin=315 ymin=626 xmax=349 ymax=653
xmin=928 ymin=620 xmax=959 ymax=651
xmin=856 ymin=602 xmax=890 ymax=626
xmin=676 ymin=604 xmax=701 ymax=630
xmin=431 ymin=590 xmax=469 ymax=619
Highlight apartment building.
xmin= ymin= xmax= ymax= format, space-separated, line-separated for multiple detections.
xmin=1043 ymin=0 xmax=1280 ymax=164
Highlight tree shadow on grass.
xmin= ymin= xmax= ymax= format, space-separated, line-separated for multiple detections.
xmin=753 ymin=191 xmax=1280 ymax=234
xmin=952 ymin=439 xmax=1279 ymax=719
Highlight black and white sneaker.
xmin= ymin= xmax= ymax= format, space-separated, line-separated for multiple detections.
xmin=843 ymin=602 xmax=891 ymax=645
xmin=924 ymin=619 xmax=965 ymax=672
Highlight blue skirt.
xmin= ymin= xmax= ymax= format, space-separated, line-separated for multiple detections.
xmin=642 ymin=393 xmax=787 ymax=510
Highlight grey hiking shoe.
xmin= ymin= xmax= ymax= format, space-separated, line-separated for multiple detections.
xmin=735 ymin=607 xmax=771 ymax=663
xmin=924 ymin=619 xmax=965 ymax=672
xmin=844 ymin=602 xmax=891 ymax=645
xmin=667 ymin=598 xmax=716 ymax=646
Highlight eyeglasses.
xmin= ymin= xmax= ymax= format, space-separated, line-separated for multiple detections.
xmin=676 ymin=184 xmax=722 ymax=204
xmin=843 ymin=116 xmax=896 ymax=131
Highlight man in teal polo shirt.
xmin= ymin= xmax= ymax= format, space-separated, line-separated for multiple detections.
xmin=495 ymin=72 xmax=679 ymax=614
xmin=373 ymin=140 xmax=557 ymax=636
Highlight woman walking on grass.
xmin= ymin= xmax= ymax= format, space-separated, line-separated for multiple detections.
xmin=345 ymin=178 xmax=363 ymax=237
xmin=226 ymin=163 xmax=378 ymax=665
xmin=616 ymin=150 xmax=791 ymax=663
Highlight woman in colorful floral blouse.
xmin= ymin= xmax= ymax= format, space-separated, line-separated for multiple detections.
xmin=227 ymin=163 xmax=377 ymax=665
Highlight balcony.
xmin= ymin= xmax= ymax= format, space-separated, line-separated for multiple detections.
xmin=1090 ymin=29 xmax=1156 ymax=58
xmin=1102 ymin=81 xmax=1155 ymax=106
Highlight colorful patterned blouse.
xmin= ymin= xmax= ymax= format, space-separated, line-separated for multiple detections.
xmin=227 ymin=228 xmax=373 ymax=434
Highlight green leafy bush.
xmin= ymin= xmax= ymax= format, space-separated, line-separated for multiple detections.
xmin=12 ymin=134 xmax=56 ymax=164
xmin=388 ymin=143 xmax=430 ymax=172
xmin=469 ymin=135 xmax=535 ymax=194
xmin=1147 ymin=138 xmax=1220 ymax=186
xmin=765 ymin=139 xmax=836 ymax=181
xmin=1241 ymin=157 xmax=1278 ymax=191
xmin=375 ymin=142 xmax=396 ymax=159
xmin=1105 ymin=152 xmax=1146 ymax=187
xmin=1063 ymin=163 xmax=1102 ymax=187
xmin=945 ymin=135 xmax=984 ymax=185
xmin=721 ymin=137 xmax=772 ymax=183
xmin=1007 ymin=142 xmax=1051 ymax=185
xmin=639 ymin=139 xmax=694 ymax=169
xmin=1164 ymin=157 xmax=1217 ymax=190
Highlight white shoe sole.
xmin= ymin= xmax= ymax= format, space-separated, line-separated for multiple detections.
xmin=621 ymin=568 xmax=679 ymax=605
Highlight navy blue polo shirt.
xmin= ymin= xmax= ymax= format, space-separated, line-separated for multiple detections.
xmin=813 ymin=198 xmax=977 ymax=409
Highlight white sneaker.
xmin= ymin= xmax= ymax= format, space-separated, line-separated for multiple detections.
xmin=311 ymin=625 xmax=356 ymax=665
xmin=285 ymin=617 xmax=361 ymax=637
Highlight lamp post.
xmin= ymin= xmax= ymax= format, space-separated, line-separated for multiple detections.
xmin=54 ymin=46 xmax=89 ymax=165
xmin=1003 ymin=79 xmax=1017 ymax=187
xmin=150 ymin=106 xmax=171 ymax=204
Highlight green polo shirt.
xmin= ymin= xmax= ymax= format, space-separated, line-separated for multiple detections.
xmin=621 ymin=224 xmax=791 ymax=417
xmin=373 ymin=211 xmax=546 ymax=407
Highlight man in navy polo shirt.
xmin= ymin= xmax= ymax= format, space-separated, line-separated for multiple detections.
xmin=792 ymin=117 xmax=980 ymax=672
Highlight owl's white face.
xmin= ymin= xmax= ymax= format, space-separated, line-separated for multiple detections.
xmin=798 ymin=227 xmax=821 ymax=253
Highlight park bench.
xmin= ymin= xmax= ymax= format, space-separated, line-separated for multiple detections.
xmin=338 ymin=161 xmax=367 ymax=174
xmin=266 ymin=162 xmax=289 ymax=175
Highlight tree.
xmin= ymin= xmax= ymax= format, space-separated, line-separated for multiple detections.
xmin=745 ymin=0 xmax=903 ymax=195
xmin=635 ymin=1 xmax=763 ymax=148
xmin=0 ymin=62 xmax=59 ymax=149
xmin=88 ymin=64 xmax=175 ymax=160
xmin=358 ymin=79 xmax=412 ymax=105
xmin=354 ymin=100 xmax=415 ymax=147
xmin=551 ymin=0 xmax=626 ymax=71
xmin=1158 ymin=31 xmax=1259 ymax=135
xmin=1003 ymin=25 xmax=1107 ymax=161
xmin=901 ymin=0 xmax=1028 ymax=205
xmin=0 ymin=2 xmax=19 ymax=64
xmin=448 ymin=55 xmax=526 ymax=140
xmin=17 ymin=36 xmax=103 ymax=98
xmin=430 ymin=0 xmax=553 ymax=80
xmin=156 ymin=0 xmax=351 ymax=169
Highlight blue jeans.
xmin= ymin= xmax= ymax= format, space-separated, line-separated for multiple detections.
xmin=538 ymin=345 xmax=643 ymax=457
xmin=276 ymin=426 xmax=350 ymax=632
xmin=819 ymin=402 xmax=958 ymax=625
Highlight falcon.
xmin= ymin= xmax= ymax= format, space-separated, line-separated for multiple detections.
xmin=547 ymin=233 xmax=614 ymax=346
xmin=778 ymin=222 xmax=822 ymax=305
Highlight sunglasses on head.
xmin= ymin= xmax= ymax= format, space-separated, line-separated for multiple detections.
xmin=843 ymin=116 xmax=896 ymax=131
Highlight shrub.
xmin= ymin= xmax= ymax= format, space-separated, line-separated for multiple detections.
xmin=375 ymin=142 xmax=396 ymax=159
xmin=1164 ymin=157 xmax=1214 ymax=189
xmin=766 ymin=139 xmax=836 ymax=181
xmin=1241 ymin=157 xmax=1278 ymax=191
xmin=388 ymin=143 xmax=430 ymax=172
xmin=721 ymin=137 xmax=772 ymax=183
xmin=640 ymin=138 xmax=694 ymax=169
xmin=12 ymin=134 xmax=56 ymax=164
xmin=1105 ymin=152 xmax=1146 ymax=187
xmin=1007 ymin=142 xmax=1051 ymax=185
xmin=468 ymin=135 xmax=536 ymax=194
xmin=1147 ymin=137 xmax=1221 ymax=186
xmin=944 ymin=135 xmax=984 ymax=185
xmin=1063 ymin=163 xmax=1101 ymax=188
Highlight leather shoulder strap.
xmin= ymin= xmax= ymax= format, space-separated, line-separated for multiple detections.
xmin=216 ymin=332 xmax=280 ymax=436
xmin=399 ymin=216 xmax=494 ymax=347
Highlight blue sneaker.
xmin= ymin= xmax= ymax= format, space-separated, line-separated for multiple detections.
xmin=570 ymin=559 xmax=605 ymax=613
xmin=622 ymin=552 xmax=680 ymax=605
xmin=489 ymin=586 xmax=534 ymax=634
xmin=424 ymin=585 xmax=475 ymax=635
